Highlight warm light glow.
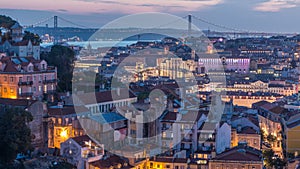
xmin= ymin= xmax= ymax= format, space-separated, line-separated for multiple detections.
xmin=60 ymin=129 xmax=68 ymax=138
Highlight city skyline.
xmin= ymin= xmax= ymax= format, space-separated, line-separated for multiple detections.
xmin=0 ymin=0 xmax=300 ymax=33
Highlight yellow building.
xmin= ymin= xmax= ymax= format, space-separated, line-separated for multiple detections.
xmin=285 ymin=116 xmax=300 ymax=154
xmin=47 ymin=106 xmax=87 ymax=148
xmin=231 ymin=127 xmax=261 ymax=150
xmin=133 ymin=157 xmax=201 ymax=169
xmin=53 ymin=126 xmax=72 ymax=148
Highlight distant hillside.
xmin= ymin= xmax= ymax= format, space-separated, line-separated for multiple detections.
xmin=0 ymin=15 xmax=17 ymax=29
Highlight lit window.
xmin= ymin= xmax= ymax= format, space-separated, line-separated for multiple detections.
xmin=44 ymin=85 xmax=47 ymax=93
xmin=10 ymin=88 xmax=13 ymax=93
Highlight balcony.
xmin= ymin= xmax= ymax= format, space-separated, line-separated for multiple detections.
xmin=18 ymin=81 xmax=33 ymax=86
xmin=20 ymin=92 xmax=33 ymax=97
xmin=43 ymin=79 xmax=57 ymax=84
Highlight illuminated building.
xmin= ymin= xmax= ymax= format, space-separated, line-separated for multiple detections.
xmin=283 ymin=114 xmax=300 ymax=155
xmin=253 ymin=101 xmax=283 ymax=157
xmin=225 ymin=80 xmax=296 ymax=96
xmin=47 ymin=106 xmax=88 ymax=148
xmin=0 ymin=55 xmax=57 ymax=100
xmin=133 ymin=157 xmax=200 ymax=169
xmin=231 ymin=127 xmax=261 ymax=151
xmin=158 ymin=57 xmax=196 ymax=80
xmin=198 ymin=55 xmax=250 ymax=74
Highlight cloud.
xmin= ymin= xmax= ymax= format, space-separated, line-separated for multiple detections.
xmin=254 ymin=0 xmax=300 ymax=12
xmin=57 ymin=9 xmax=68 ymax=12
xmin=73 ymin=0 xmax=223 ymax=13
xmin=0 ymin=0 xmax=223 ymax=14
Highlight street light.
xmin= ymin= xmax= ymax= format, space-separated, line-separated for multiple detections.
xmin=60 ymin=128 xmax=68 ymax=138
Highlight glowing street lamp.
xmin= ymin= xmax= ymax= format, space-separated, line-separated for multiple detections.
xmin=60 ymin=128 xmax=68 ymax=138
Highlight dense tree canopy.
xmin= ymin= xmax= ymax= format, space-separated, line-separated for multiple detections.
xmin=0 ymin=107 xmax=33 ymax=167
xmin=0 ymin=15 xmax=17 ymax=29
xmin=41 ymin=45 xmax=76 ymax=92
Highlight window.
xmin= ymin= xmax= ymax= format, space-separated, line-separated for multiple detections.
xmin=39 ymin=86 xmax=42 ymax=92
xmin=19 ymin=77 xmax=22 ymax=82
xmin=4 ymin=76 xmax=7 ymax=82
xmin=10 ymin=77 xmax=13 ymax=82
xmin=166 ymin=165 xmax=170 ymax=168
xmin=162 ymin=132 xmax=166 ymax=138
xmin=44 ymin=85 xmax=47 ymax=93
xmin=18 ymin=88 xmax=22 ymax=95
xmin=4 ymin=88 xmax=7 ymax=93
xmin=10 ymin=88 xmax=13 ymax=93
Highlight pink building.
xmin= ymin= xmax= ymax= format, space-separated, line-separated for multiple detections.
xmin=0 ymin=55 xmax=57 ymax=100
xmin=198 ymin=55 xmax=250 ymax=73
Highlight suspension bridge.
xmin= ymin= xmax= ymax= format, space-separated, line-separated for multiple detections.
xmin=24 ymin=15 xmax=298 ymax=38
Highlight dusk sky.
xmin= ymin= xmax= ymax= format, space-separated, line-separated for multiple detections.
xmin=1 ymin=0 xmax=300 ymax=33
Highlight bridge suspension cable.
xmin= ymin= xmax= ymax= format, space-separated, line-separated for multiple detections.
xmin=192 ymin=15 xmax=249 ymax=33
xmin=26 ymin=16 xmax=54 ymax=28
xmin=58 ymin=16 xmax=89 ymax=28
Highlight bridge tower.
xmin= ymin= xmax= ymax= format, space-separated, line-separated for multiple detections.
xmin=188 ymin=14 xmax=192 ymax=37
xmin=54 ymin=16 xmax=58 ymax=44
xmin=54 ymin=16 xmax=58 ymax=29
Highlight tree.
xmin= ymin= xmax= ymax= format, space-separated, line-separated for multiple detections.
xmin=41 ymin=45 xmax=76 ymax=92
xmin=0 ymin=15 xmax=17 ymax=29
xmin=267 ymin=133 xmax=276 ymax=143
xmin=23 ymin=31 xmax=41 ymax=45
xmin=263 ymin=149 xmax=275 ymax=168
xmin=263 ymin=149 xmax=286 ymax=169
xmin=0 ymin=107 xmax=33 ymax=167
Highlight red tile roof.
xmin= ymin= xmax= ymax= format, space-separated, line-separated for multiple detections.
xmin=3 ymin=61 xmax=18 ymax=72
xmin=238 ymin=126 xmax=258 ymax=135
xmin=212 ymin=143 xmax=262 ymax=162
xmin=0 ymin=98 xmax=37 ymax=107
xmin=89 ymin=154 xmax=132 ymax=169
xmin=48 ymin=106 xmax=89 ymax=116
